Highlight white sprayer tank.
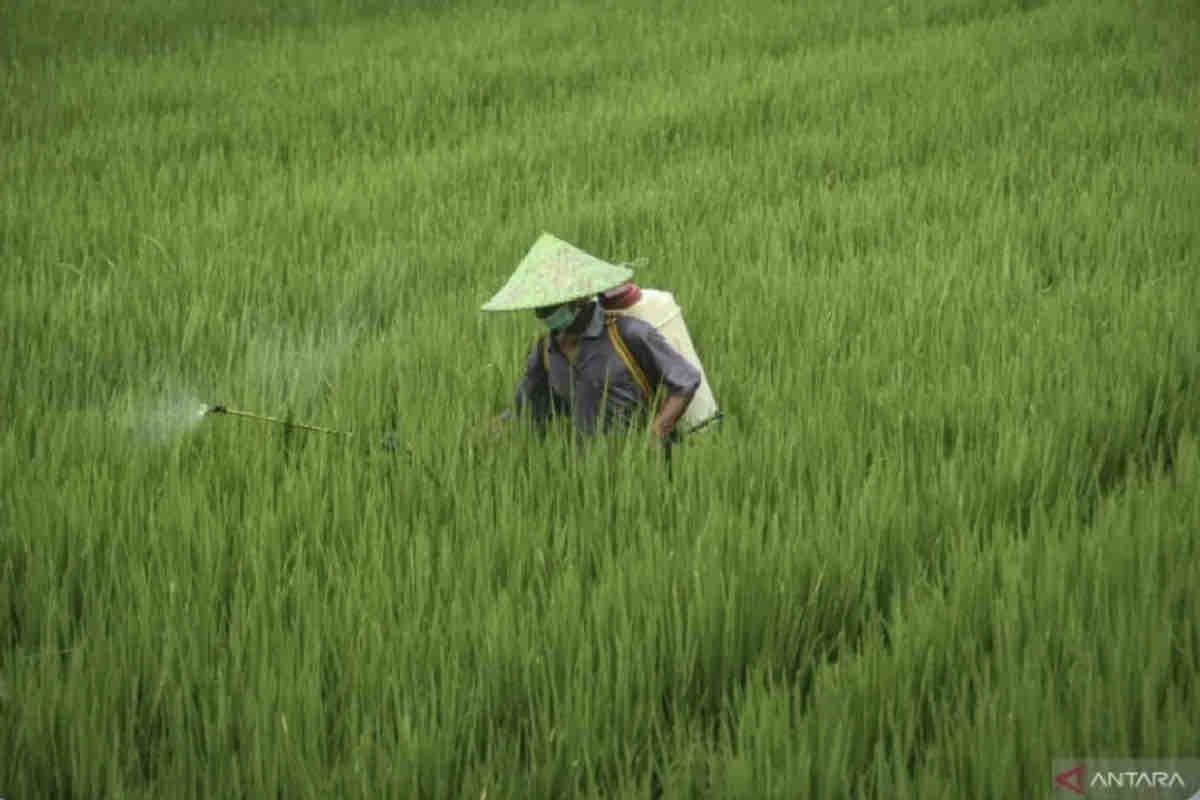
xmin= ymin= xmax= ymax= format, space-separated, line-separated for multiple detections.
xmin=604 ymin=287 xmax=719 ymax=433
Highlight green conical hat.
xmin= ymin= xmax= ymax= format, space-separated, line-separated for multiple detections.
xmin=481 ymin=233 xmax=633 ymax=311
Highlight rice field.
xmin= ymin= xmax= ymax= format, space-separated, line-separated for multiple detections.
xmin=2 ymin=0 xmax=1198 ymax=796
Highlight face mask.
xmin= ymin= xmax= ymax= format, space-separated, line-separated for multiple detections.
xmin=541 ymin=304 xmax=579 ymax=332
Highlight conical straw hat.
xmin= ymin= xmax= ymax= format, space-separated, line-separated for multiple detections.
xmin=481 ymin=233 xmax=634 ymax=311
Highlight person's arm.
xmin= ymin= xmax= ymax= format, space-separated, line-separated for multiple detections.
xmin=651 ymin=394 xmax=692 ymax=442
xmin=512 ymin=336 xmax=566 ymax=432
xmin=623 ymin=321 xmax=702 ymax=442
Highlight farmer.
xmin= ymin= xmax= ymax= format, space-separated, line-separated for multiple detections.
xmin=482 ymin=233 xmax=700 ymax=444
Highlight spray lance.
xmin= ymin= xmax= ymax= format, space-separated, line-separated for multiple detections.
xmin=201 ymin=403 xmax=453 ymax=493
xmin=204 ymin=404 xmax=413 ymax=455
xmin=204 ymin=404 xmax=353 ymax=438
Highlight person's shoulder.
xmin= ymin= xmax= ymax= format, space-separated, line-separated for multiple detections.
xmin=606 ymin=313 xmax=656 ymax=340
xmin=524 ymin=333 xmax=550 ymax=358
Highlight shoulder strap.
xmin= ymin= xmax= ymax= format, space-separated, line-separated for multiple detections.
xmin=604 ymin=314 xmax=655 ymax=403
xmin=541 ymin=335 xmax=551 ymax=374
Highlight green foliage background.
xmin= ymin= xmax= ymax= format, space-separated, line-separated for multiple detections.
xmin=2 ymin=0 xmax=1198 ymax=796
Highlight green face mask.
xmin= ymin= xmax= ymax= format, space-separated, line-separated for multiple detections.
xmin=540 ymin=304 xmax=579 ymax=332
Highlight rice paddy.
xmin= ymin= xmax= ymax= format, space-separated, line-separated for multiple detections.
xmin=2 ymin=0 xmax=1198 ymax=796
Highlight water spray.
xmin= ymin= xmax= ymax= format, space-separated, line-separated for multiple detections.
xmin=204 ymin=404 xmax=352 ymax=438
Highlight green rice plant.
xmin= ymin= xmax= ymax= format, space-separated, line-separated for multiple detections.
xmin=2 ymin=0 xmax=1197 ymax=796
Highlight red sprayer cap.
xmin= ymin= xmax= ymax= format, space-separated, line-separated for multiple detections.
xmin=600 ymin=282 xmax=642 ymax=309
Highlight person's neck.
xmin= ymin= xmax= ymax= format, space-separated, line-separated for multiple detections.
xmin=565 ymin=302 xmax=595 ymax=335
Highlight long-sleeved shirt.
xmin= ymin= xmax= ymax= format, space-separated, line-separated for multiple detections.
xmin=513 ymin=303 xmax=701 ymax=436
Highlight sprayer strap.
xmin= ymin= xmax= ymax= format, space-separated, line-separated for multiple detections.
xmin=538 ymin=319 xmax=656 ymax=407
xmin=604 ymin=315 xmax=654 ymax=403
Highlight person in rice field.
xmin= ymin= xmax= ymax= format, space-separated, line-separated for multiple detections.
xmin=482 ymin=233 xmax=700 ymax=445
